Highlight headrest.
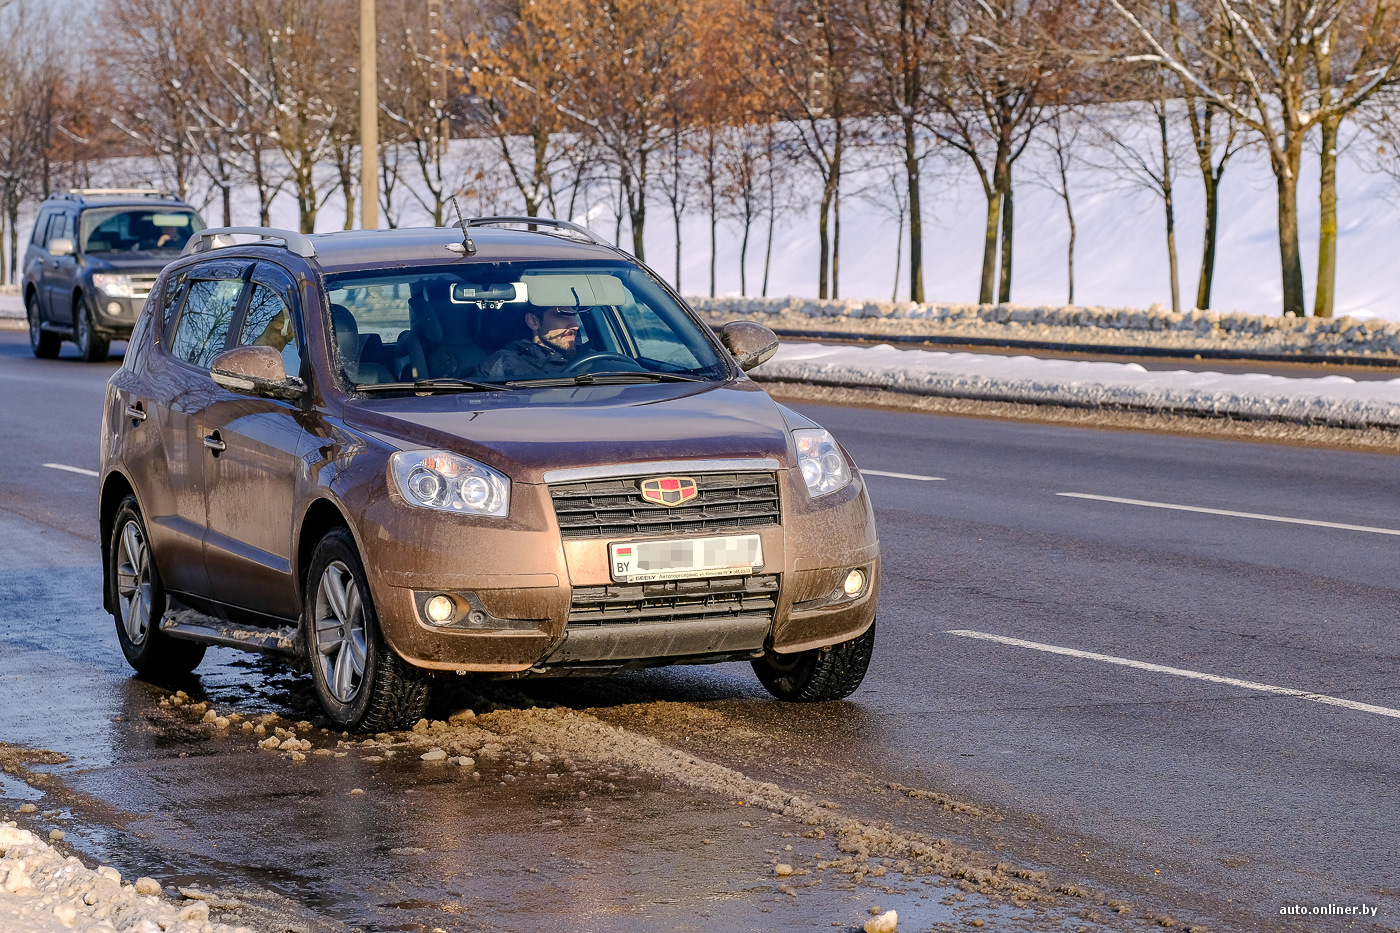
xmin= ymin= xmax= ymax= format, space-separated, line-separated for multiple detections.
xmin=329 ymin=304 xmax=359 ymax=373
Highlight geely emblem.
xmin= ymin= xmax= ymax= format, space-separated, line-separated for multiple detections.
xmin=639 ymin=477 xmax=698 ymax=507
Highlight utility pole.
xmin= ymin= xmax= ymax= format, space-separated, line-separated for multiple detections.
xmin=360 ymin=0 xmax=379 ymax=229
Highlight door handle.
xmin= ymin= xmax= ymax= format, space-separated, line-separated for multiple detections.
xmin=125 ymin=403 xmax=147 ymax=423
xmin=203 ymin=432 xmax=226 ymax=453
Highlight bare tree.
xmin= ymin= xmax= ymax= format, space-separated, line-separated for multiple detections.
xmin=1109 ymin=0 xmax=1400 ymax=316
xmin=1028 ymin=107 xmax=1085 ymax=305
xmin=859 ymin=0 xmax=940 ymax=302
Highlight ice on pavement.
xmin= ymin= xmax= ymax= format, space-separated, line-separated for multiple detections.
xmin=756 ymin=342 xmax=1400 ymax=428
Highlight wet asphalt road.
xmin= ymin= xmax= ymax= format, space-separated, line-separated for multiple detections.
xmin=1 ymin=328 xmax=1398 ymax=932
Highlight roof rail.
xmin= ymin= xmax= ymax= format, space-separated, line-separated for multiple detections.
xmin=55 ymin=188 xmax=174 ymax=200
xmin=183 ymin=226 xmax=317 ymax=258
xmin=462 ymin=216 xmax=609 ymax=247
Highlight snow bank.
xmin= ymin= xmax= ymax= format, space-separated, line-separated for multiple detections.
xmin=754 ymin=342 xmax=1400 ymax=428
xmin=692 ymin=296 xmax=1400 ymax=360
xmin=0 ymin=821 xmax=255 ymax=933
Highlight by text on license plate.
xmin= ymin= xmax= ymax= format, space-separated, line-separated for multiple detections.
xmin=609 ymin=534 xmax=763 ymax=583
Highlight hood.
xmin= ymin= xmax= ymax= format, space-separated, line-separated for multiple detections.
xmin=343 ymin=380 xmax=794 ymax=483
xmin=81 ymin=251 xmax=181 ymax=273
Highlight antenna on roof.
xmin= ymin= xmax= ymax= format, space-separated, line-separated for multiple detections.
xmin=448 ymin=197 xmax=477 ymax=256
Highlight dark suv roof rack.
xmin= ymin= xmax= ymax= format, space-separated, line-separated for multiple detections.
xmin=183 ymin=226 xmax=317 ymax=258
xmin=49 ymin=188 xmax=179 ymax=202
xmin=462 ymin=216 xmax=609 ymax=247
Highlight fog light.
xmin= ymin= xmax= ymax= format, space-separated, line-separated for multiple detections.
xmin=107 ymin=301 xmax=121 ymax=315
xmin=425 ymin=594 xmax=455 ymax=624
xmin=843 ymin=569 xmax=866 ymax=597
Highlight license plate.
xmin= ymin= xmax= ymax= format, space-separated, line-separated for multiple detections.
xmin=609 ymin=534 xmax=763 ymax=583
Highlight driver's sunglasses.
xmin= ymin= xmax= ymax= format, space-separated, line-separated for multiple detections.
xmin=545 ymin=307 xmax=579 ymax=322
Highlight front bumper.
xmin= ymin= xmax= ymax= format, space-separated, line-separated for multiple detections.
xmin=357 ymin=467 xmax=880 ymax=674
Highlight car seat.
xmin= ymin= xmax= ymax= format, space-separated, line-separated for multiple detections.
xmin=330 ymin=304 xmax=393 ymax=384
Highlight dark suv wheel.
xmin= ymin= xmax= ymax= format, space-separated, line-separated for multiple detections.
xmin=74 ymin=293 xmax=110 ymax=362
xmin=27 ymin=292 xmax=59 ymax=359
xmin=108 ymin=495 xmax=206 ymax=675
xmin=304 ymin=528 xmax=431 ymax=732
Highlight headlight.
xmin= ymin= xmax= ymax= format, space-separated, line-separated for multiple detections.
xmin=389 ymin=450 xmax=510 ymax=517
xmin=794 ymin=428 xmax=852 ymax=497
xmin=92 ymin=274 xmax=136 ymax=298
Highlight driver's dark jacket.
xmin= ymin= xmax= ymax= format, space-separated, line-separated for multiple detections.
xmin=474 ymin=338 xmax=571 ymax=381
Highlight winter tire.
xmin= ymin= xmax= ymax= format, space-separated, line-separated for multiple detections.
xmin=753 ymin=619 xmax=876 ymax=702
xmin=108 ymin=495 xmax=206 ymax=675
xmin=304 ymin=528 xmax=431 ymax=732
xmin=74 ymin=294 xmax=110 ymax=362
xmin=27 ymin=292 xmax=59 ymax=359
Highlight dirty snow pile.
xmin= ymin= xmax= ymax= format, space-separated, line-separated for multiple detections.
xmin=0 ymin=821 xmax=255 ymax=933
xmin=692 ymin=296 xmax=1400 ymax=360
xmin=753 ymin=341 xmax=1400 ymax=428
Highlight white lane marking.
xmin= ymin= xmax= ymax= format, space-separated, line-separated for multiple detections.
xmin=946 ymin=629 xmax=1400 ymax=720
xmin=43 ymin=463 xmax=100 ymax=478
xmin=1058 ymin=492 xmax=1400 ymax=537
xmin=863 ymin=470 xmax=945 ymax=482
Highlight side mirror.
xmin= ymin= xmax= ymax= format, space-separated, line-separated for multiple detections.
xmin=48 ymin=237 xmax=75 ymax=257
xmin=210 ymin=346 xmax=306 ymax=402
xmin=718 ymin=321 xmax=780 ymax=372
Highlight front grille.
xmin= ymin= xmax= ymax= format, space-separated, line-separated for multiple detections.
xmin=129 ymin=275 xmax=159 ymax=299
xmin=550 ymin=471 xmax=780 ymax=540
xmin=568 ymin=574 xmax=780 ymax=626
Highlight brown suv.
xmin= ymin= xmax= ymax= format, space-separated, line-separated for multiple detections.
xmin=99 ymin=220 xmax=879 ymax=730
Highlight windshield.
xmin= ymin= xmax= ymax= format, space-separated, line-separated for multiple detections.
xmin=325 ymin=260 xmax=729 ymax=387
xmin=81 ymin=208 xmax=203 ymax=254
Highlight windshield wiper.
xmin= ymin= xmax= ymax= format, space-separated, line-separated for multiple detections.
xmin=358 ymin=377 xmax=507 ymax=394
xmin=508 ymin=371 xmax=707 ymax=388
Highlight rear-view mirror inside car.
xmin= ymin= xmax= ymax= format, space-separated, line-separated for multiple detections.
xmin=450 ymin=282 xmax=522 ymax=304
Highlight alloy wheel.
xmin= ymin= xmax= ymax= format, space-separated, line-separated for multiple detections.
xmin=314 ymin=561 xmax=368 ymax=703
xmin=115 ymin=519 xmax=153 ymax=645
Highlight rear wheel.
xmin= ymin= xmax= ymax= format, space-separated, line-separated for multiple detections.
xmin=752 ymin=619 xmax=875 ymax=702
xmin=27 ymin=293 xmax=59 ymax=359
xmin=304 ymin=528 xmax=431 ymax=732
xmin=108 ymin=496 xmax=206 ymax=675
xmin=74 ymin=294 xmax=110 ymax=362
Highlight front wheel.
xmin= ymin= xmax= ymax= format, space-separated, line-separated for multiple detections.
xmin=108 ymin=496 xmax=206 ymax=675
xmin=74 ymin=294 xmax=110 ymax=362
xmin=304 ymin=528 xmax=431 ymax=732
xmin=753 ymin=620 xmax=876 ymax=702
xmin=27 ymin=293 xmax=59 ymax=359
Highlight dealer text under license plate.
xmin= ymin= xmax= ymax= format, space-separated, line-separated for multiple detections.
xmin=609 ymin=534 xmax=763 ymax=583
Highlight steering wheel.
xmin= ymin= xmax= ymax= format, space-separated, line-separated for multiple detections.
xmin=562 ymin=351 xmax=645 ymax=375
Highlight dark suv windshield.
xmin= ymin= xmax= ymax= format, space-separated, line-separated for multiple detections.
xmin=325 ymin=260 xmax=729 ymax=386
xmin=82 ymin=208 xmax=203 ymax=254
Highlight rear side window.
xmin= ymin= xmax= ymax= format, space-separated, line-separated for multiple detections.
xmin=30 ymin=212 xmax=54 ymax=247
xmin=238 ymin=283 xmax=301 ymax=376
xmin=161 ymin=273 xmax=188 ymax=333
xmin=170 ymin=279 xmax=246 ymax=368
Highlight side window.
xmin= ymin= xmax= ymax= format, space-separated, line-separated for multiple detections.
xmin=238 ymin=283 xmax=302 ymax=377
xmin=31 ymin=211 xmax=54 ymax=247
xmin=615 ymin=297 xmax=703 ymax=369
xmin=170 ymin=278 xmax=246 ymax=369
xmin=56 ymin=213 xmax=75 ymax=243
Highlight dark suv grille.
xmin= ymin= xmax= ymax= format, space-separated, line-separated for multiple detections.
xmin=549 ymin=471 xmax=781 ymax=540
xmin=568 ymin=574 xmax=780 ymax=626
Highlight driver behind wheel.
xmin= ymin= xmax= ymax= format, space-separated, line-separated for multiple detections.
xmin=474 ymin=305 xmax=583 ymax=380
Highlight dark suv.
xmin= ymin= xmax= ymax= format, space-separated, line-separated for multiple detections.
xmin=99 ymin=221 xmax=879 ymax=731
xmin=24 ymin=189 xmax=205 ymax=361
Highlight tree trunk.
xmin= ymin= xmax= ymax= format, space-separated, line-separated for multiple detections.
xmin=1065 ymin=196 xmax=1076 ymax=306
xmin=979 ymin=158 xmax=1007 ymax=304
xmin=1158 ymin=100 xmax=1180 ymax=314
xmin=892 ymin=209 xmax=903 ymax=302
xmin=673 ymin=208 xmax=683 ymax=292
xmin=762 ymin=178 xmax=775 ymax=298
xmin=1275 ymin=145 xmax=1306 ymax=317
xmin=817 ymin=182 xmax=833 ymax=300
xmin=1314 ymin=115 xmax=1339 ymax=318
xmin=1196 ymin=168 xmax=1219 ymax=310
xmin=832 ymin=184 xmax=840 ymax=300
xmin=997 ymin=185 xmax=1013 ymax=304
xmin=740 ymin=215 xmax=751 ymax=296
xmin=904 ymin=117 xmax=924 ymax=303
